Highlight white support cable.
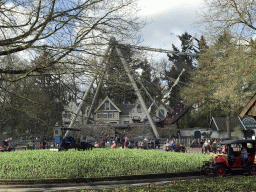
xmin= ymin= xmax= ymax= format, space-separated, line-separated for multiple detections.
xmin=162 ymin=68 xmax=185 ymax=103
xmin=119 ymin=44 xmax=200 ymax=56
xmin=64 ymin=43 xmax=113 ymax=138
xmin=151 ymin=62 xmax=165 ymax=82
xmin=141 ymin=100 xmax=155 ymax=122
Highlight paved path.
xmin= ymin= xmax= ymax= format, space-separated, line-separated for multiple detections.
xmin=0 ymin=176 xmax=205 ymax=192
xmin=186 ymin=147 xmax=202 ymax=154
xmin=156 ymin=147 xmax=203 ymax=154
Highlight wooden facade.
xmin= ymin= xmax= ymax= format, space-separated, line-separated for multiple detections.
xmin=239 ymin=93 xmax=256 ymax=118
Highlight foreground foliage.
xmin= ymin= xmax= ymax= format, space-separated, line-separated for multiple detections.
xmin=0 ymin=148 xmax=211 ymax=179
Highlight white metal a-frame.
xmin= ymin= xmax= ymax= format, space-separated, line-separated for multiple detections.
xmin=66 ymin=37 xmax=199 ymax=138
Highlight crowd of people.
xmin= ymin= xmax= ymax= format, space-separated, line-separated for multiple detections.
xmin=93 ymin=136 xmax=160 ymax=149
xmin=94 ymin=136 xmax=130 ymax=149
xmin=38 ymin=140 xmax=56 ymax=149
xmin=0 ymin=141 xmax=14 ymax=152
xmin=163 ymin=139 xmax=183 ymax=152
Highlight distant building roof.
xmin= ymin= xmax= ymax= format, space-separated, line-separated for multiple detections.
xmin=210 ymin=116 xmax=246 ymax=131
xmin=242 ymin=117 xmax=256 ymax=129
xmin=117 ymin=101 xmax=173 ymax=115
xmin=94 ymin=96 xmax=121 ymax=112
xmin=117 ymin=104 xmax=135 ymax=115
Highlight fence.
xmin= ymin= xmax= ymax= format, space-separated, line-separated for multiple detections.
xmin=163 ymin=137 xmax=223 ymax=148
xmin=11 ymin=139 xmax=55 ymax=150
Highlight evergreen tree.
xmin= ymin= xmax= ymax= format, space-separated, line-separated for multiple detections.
xmin=163 ymin=32 xmax=199 ymax=108
xmin=161 ymin=33 xmax=208 ymax=128
xmin=137 ymin=60 xmax=163 ymax=103
xmin=181 ymin=31 xmax=256 ymax=137
xmin=99 ymin=46 xmax=138 ymax=104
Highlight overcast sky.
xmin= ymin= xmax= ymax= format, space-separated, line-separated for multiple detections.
xmin=137 ymin=0 xmax=205 ymax=61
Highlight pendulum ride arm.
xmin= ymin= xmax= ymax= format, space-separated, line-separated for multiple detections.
xmin=114 ymin=40 xmax=159 ymax=138
xmin=85 ymin=70 xmax=106 ymax=124
xmin=64 ymin=43 xmax=113 ymax=137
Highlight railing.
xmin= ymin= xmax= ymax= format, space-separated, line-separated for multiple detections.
xmin=11 ymin=139 xmax=55 ymax=150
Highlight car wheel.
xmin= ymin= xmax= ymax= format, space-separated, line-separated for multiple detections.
xmin=249 ymin=164 xmax=256 ymax=175
xmin=215 ymin=164 xmax=226 ymax=177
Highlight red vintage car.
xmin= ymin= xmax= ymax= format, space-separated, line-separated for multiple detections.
xmin=201 ymin=139 xmax=256 ymax=176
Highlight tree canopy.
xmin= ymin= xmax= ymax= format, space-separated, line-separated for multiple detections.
xmin=181 ymin=31 xmax=256 ymax=131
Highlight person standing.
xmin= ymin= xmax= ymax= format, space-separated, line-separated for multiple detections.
xmin=203 ymin=140 xmax=208 ymax=154
xmin=124 ymin=136 xmax=129 ymax=143
xmin=170 ymin=140 xmax=175 ymax=152
xmin=212 ymin=140 xmax=217 ymax=154
xmin=117 ymin=136 xmax=120 ymax=147
xmin=76 ymin=136 xmax=80 ymax=145
xmin=43 ymin=140 xmax=46 ymax=149
xmin=39 ymin=143 xmax=42 ymax=149
xmin=164 ymin=139 xmax=170 ymax=151
xmin=252 ymin=134 xmax=255 ymax=140
xmin=124 ymin=135 xmax=129 ymax=147
xmin=123 ymin=140 xmax=127 ymax=148
xmin=101 ymin=137 xmax=106 ymax=148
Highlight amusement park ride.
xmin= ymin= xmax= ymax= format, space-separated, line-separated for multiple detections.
xmin=63 ymin=37 xmax=198 ymax=140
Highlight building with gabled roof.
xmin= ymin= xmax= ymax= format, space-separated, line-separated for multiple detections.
xmin=94 ymin=96 xmax=122 ymax=124
xmin=209 ymin=116 xmax=246 ymax=139
xmin=239 ymin=93 xmax=256 ymax=138
xmin=62 ymin=101 xmax=83 ymax=126
xmin=86 ymin=96 xmax=173 ymax=125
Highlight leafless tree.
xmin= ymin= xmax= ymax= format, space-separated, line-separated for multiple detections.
xmin=0 ymin=0 xmax=143 ymax=135
xmin=0 ymin=0 xmax=142 ymax=82
xmin=199 ymin=0 xmax=256 ymax=43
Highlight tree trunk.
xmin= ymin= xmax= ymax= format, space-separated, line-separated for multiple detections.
xmin=226 ymin=116 xmax=231 ymax=139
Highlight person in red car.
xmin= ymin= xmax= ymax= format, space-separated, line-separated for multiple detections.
xmin=241 ymin=147 xmax=248 ymax=167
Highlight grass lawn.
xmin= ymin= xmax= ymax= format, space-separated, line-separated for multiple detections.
xmin=0 ymin=148 xmax=211 ymax=179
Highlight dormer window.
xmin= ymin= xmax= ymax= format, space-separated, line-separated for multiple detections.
xmin=137 ymin=105 xmax=141 ymax=113
xmin=106 ymin=100 xmax=110 ymax=110
xmin=95 ymin=97 xmax=121 ymax=120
